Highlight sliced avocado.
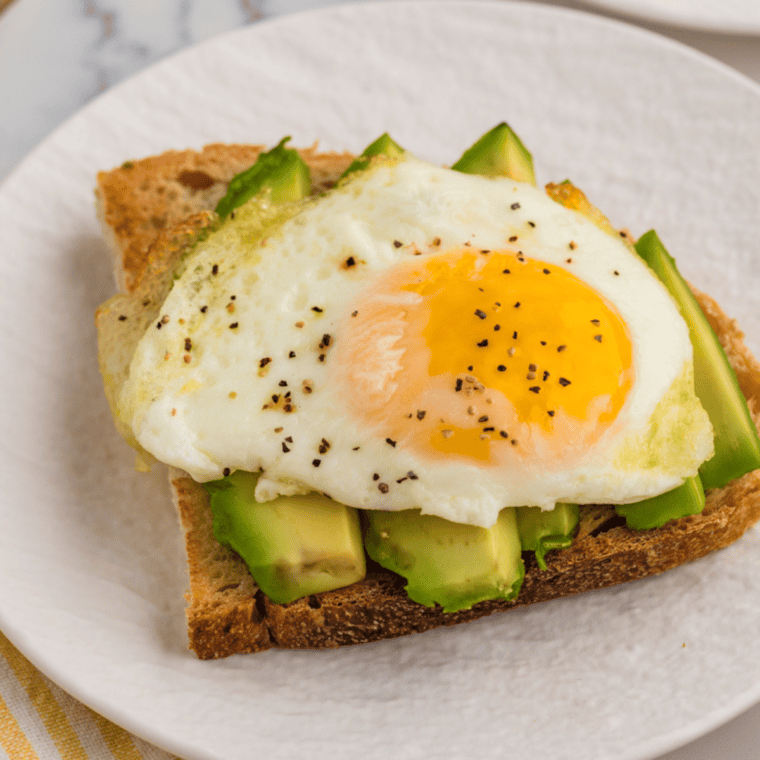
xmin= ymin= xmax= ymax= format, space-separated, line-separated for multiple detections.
xmin=340 ymin=132 xmax=405 ymax=179
xmin=635 ymin=230 xmax=760 ymax=489
xmin=516 ymin=503 xmax=579 ymax=570
xmin=615 ymin=475 xmax=704 ymax=531
xmin=364 ymin=507 xmax=524 ymax=613
xmin=215 ymin=137 xmax=311 ymax=218
xmin=451 ymin=122 xmax=536 ymax=186
xmin=204 ymin=471 xmax=366 ymax=604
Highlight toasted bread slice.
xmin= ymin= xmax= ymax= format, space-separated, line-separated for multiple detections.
xmin=97 ymin=145 xmax=760 ymax=659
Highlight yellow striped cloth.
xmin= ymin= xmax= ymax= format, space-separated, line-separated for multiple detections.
xmin=0 ymin=631 xmax=181 ymax=760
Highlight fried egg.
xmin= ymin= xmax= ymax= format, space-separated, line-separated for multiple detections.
xmin=117 ymin=154 xmax=713 ymax=527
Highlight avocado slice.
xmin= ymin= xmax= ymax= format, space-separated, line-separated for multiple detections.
xmin=340 ymin=132 xmax=405 ymax=179
xmin=635 ymin=230 xmax=760 ymax=489
xmin=516 ymin=503 xmax=579 ymax=570
xmin=364 ymin=507 xmax=524 ymax=613
xmin=215 ymin=137 xmax=311 ymax=218
xmin=451 ymin=122 xmax=536 ymax=186
xmin=204 ymin=471 xmax=366 ymax=604
xmin=615 ymin=475 xmax=704 ymax=531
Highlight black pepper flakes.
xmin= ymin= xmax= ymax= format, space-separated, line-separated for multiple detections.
xmin=212 ymin=264 xmax=219 ymax=275
xmin=497 ymin=365 xmax=506 ymax=372
xmin=529 ymin=386 xmax=540 ymax=394
xmin=477 ymin=339 xmax=489 ymax=347
xmin=393 ymin=240 xmax=403 ymax=248
xmin=557 ymin=345 xmax=567 ymax=353
xmin=548 ymin=410 xmax=556 ymax=417
xmin=229 ymin=322 xmax=239 ymax=329
xmin=455 ymin=378 xmax=463 ymax=392
xmin=282 ymin=442 xmax=291 ymax=453
xmin=510 ymin=202 xmax=521 ymax=210
xmin=184 ymin=338 xmax=192 ymax=351
xmin=474 ymin=309 xmax=487 ymax=320
xmin=260 ymin=357 xmax=272 ymax=368
xmin=118 ymin=315 xmax=128 ymax=321
xmin=559 ymin=377 xmax=572 ymax=387
xmin=407 ymin=471 xmax=418 ymax=480
xmin=223 ymin=468 xmax=231 ymax=476
xmin=594 ymin=335 xmax=603 ymax=342
xmin=312 ymin=459 xmax=321 ymax=467
xmin=378 ymin=482 xmax=389 ymax=493
xmin=311 ymin=306 xmax=323 ymax=313
xmin=416 ymin=410 xmax=426 ymax=420
xmin=200 ymin=305 xmax=208 ymax=313
xmin=373 ymin=473 xmax=380 ymax=481
xmin=289 ymin=351 xmax=296 ymax=358
xmin=386 ymin=438 xmax=397 ymax=447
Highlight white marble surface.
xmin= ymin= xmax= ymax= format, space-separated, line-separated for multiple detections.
xmin=1 ymin=1 xmax=760 ymax=759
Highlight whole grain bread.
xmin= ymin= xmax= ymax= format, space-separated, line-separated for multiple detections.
xmin=96 ymin=144 xmax=760 ymax=659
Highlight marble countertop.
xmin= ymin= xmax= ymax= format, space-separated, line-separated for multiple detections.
xmin=1 ymin=1 xmax=760 ymax=759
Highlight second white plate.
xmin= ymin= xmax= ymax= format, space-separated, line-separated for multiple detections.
xmin=574 ymin=0 xmax=760 ymax=34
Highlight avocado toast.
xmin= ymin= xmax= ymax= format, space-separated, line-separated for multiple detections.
xmin=96 ymin=127 xmax=760 ymax=659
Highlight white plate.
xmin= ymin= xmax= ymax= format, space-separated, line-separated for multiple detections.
xmin=573 ymin=0 xmax=760 ymax=35
xmin=2 ymin=2 xmax=760 ymax=758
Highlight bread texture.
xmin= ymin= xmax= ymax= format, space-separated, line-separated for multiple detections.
xmin=96 ymin=144 xmax=760 ymax=659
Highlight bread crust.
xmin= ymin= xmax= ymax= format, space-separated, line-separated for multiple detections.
xmin=97 ymin=145 xmax=760 ymax=658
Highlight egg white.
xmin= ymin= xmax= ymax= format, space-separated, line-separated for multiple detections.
xmin=118 ymin=154 xmax=713 ymax=527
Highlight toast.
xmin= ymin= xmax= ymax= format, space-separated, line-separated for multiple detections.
xmin=96 ymin=144 xmax=760 ymax=659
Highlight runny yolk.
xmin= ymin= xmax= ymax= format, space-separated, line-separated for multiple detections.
xmin=333 ymin=248 xmax=634 ymax=468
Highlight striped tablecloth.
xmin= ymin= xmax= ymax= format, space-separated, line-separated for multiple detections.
xmin=0 ymin=631 xmax=178 ymax=760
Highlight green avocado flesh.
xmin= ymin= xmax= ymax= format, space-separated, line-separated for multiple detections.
xmin=215 ymin=137 xmax=311 ymax=218
xmin=364 ymin=508 xmax=524 ymax=613
xmin=204 ymin=471 xmax=366 ymax=604
xmin=451 ymin=122 xmax=536 ymax=186
xmin=516 ymin=503 xmax=579 ymax=570
xmin=635 ymin=230 xmax=760 ymax=490
xmin=615 ymin=475 xmax=704 ymax=531
xmin=340 ymin=132 xmax=405 ymax=179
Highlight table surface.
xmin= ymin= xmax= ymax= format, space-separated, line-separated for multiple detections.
xmin=2 ymin=0 xmax=760 ymax=758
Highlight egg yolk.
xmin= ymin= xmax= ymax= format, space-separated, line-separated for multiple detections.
xmin=334 ymin=248 xmax=634 ymax=468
